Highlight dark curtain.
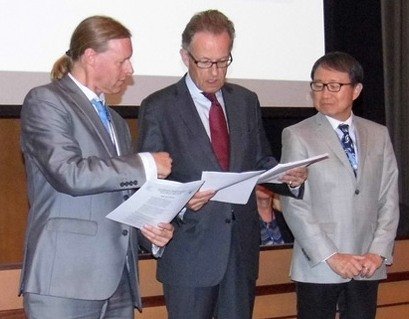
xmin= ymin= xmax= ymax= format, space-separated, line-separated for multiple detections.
xmin=324 ymin=0 xmax=385 ymax=125
xmin=381 ymin=1 xmax=409 ymax=236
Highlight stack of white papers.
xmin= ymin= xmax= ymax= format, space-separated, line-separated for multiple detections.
xmin=200 ymin=153 xmax=329 ymax=204
xmin=257 ymin=153 xmax=329 ymax=183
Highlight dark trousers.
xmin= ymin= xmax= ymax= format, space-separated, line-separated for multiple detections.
xmin=163 ymin=222 xmax=256 ymax=319
xmin=296 ymin=279 xmax=379 ymax=319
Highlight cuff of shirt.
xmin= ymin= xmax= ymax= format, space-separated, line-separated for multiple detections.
xmin=152 ymin=244 xmax=164 ymax=258
xmin=177 ymin=207 xmax=187 ymax=221
xmin=139 ymin=152 xmax=157 ymax=181
xmin=289 ymin=185 xmax=301 ymax=197
xmin=323 ymin=252 xmax=337 ymax=263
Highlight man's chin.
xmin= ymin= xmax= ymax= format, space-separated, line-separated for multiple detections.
xmin=203 ymin=83 xmax=223 ymax=93
xmin=110 ymin=84 xmax=127 ymax=95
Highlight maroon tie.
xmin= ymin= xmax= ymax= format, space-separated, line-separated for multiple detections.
xmin=203 ymin=92 xmax=230 ymax=171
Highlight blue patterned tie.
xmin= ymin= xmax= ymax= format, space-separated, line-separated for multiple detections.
xmin=338 ymin=124 xmax=358 ymax=174
xmin=92 ymin=98 xmax=111 ymax=133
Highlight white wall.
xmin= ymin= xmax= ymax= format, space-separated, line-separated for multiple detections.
xmin=0 ymin=0 xmax=324 ymax=106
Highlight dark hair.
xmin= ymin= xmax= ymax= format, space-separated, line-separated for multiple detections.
xmin=181 ymin=9 xmax=235 ymax=51
xmin=310 ymin=51 xmax=364 ymax=84
xmin=51 ymin=15 xmax=131 ymax=80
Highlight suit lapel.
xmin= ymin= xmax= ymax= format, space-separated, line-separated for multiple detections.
xmin=173 ymin=79 xmax=221 ymax=170
xmin=354 ymin=117 xmax=368 ymax=182
xmin=222 ymin=85 xmax=241 ymax=171
xmin=315 ymin=113 xmax=356 ymax=179
xmin=58 ymin=76 xmax=117 ymax=155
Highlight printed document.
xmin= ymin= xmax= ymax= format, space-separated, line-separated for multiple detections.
xmin=106 ymin=179 xmax=204 ymax=229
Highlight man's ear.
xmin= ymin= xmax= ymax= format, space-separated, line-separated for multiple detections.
xmin=83 ymin=48 xmax=97 ymax=65
xmin=352 ymin=83 xmax=363 ymax=101
xmin=180 ymin=49 xmax=189 ymax=68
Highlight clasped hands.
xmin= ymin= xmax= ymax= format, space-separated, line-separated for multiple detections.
xmin=326 ymin=252 xmax=384 ymax=279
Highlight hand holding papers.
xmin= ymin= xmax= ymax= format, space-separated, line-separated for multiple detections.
xmin=200 ymin=153 xmax=329 ymax=204
xmin=107 ymin=154 xmax=329 ymax=225
xmin=106 ymin=179 xmax=204 ymax=229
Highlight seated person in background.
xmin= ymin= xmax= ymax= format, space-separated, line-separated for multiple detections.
xmin=256 ymin=185 xmax=294 ymax=245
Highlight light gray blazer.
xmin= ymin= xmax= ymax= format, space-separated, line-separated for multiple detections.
xmin=20 ymin=75 xmax=147 ymax=307
xmin=281 ymin=112 xmax=399 ymax=283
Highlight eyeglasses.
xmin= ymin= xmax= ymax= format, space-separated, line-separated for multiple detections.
xmin=310 ymin=82 xmax=353 ymax=92
xmin=187 ymin=51 xmax=233 ymax=69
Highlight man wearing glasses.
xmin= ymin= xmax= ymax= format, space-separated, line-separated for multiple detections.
xmin=137 ymin=9 xmax=307 ymax=319
xmin=281 ymin=51 xmax=399 ymax=319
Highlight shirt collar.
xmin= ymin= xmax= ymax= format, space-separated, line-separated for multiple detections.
xmin=326 ymin=113 xmax=355 ymax=131
xmin=68 ymin=73 xmax=105 ymax=104
xmin=185 ymin=73 xmax=223 ymax=103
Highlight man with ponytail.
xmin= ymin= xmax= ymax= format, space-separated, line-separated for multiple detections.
xmin=20 ymin=15 xmax=173 ymax=319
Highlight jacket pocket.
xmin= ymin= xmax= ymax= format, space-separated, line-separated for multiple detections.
xmin=46 ymin=217 xmax=98 ymax=236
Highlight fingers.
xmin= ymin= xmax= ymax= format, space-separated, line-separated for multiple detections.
xmin=142 ymin=223 xmax=174 ymax=248
xmin=327 ymin=253 xmax=365 ymax=279
xmin=360 ymin=264 xmax=372 ymax=278
xmin=359 ymin=254 xmax=383 ymax=278
xmin=280 ymin=167 xmax=308 ymax=188
xmin=152 ymin=152 xmax=172 ymax=179
xmin=360 ymin=262 xmax=377 ymax=278
xmin=187 ymin=190 xmax=216 ymax=211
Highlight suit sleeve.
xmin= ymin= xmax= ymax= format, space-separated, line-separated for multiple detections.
xmin=368 ymin=128 xmax=399 ymax=264
xmin=20 ymin=87 xmax=147 ymax=196
xmin=280 ymin=127 xmax=338 ymax=266
xmin=137 ymin=97 xmax=165 ymax=153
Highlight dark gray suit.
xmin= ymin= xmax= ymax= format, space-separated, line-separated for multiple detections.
xmin=20 ymin=75 xmax=148 ymax=309
xmin=137 ymin=76 xmax=291 ymax=318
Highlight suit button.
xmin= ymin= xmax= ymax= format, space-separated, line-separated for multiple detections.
xmin=123 ymin=195 xmax=129 ymax=201
xmin=120 ymin=182 xmax=125 ymax=187
xmin=122 ymin=229 xmax=128 ymax=236
xmin=355 ymin=189 xmax=360 ymax=195
xmin=225 ymin=218 xmax=231 ymax=224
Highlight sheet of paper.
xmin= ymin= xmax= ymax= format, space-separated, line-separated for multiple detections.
xmin=106 ymin=179 xmax=204 ymax=229
xmin=258 ymin=153 xmax=329 ymax=184
xmin=201 ymin=170 xmax=264 ymax=204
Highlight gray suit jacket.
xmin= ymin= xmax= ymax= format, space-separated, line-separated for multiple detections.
xmin=137 ymin=76 xmax=291 ymax=287
xmin=281 ymin=112 xmax=399 ymax=283
xmin=20 ymin=75 xmax=148 ymax=307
